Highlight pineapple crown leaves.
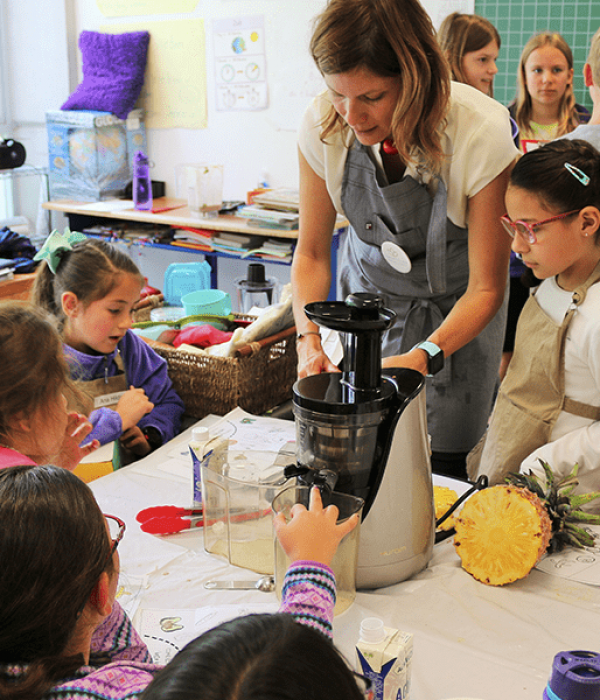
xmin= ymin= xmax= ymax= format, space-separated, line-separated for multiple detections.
xmin=507 ymin=461 xmax=600 ymax=553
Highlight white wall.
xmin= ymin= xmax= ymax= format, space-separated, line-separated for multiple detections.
xmin=69 ymin=0 xmax=329 ymax=201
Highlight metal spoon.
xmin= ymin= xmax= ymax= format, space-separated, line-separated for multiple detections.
xmin=203 ymin=576 xmax=276 ymax=592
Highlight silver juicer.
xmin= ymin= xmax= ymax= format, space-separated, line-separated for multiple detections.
xmin=292 ymin=293 xmax=434 ymax=589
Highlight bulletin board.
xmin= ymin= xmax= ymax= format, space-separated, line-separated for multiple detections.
xmin=101 ymin=19 xmax=207 ymax=130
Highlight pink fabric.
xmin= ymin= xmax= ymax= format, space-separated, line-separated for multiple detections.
xmin=172 ymin=325 xmax=232 ymax=349
xmin=0 ymin=447 xmax=36 ymax=469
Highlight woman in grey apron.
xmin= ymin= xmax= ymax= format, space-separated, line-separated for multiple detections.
xmin=293 ymin=0 xmax=518 ymax=476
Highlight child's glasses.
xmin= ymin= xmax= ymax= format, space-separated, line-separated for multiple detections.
xmin=105 ymin=513 xmax=126 ymax=557
xmin=500 ymin=210 xmax=581 ymax=245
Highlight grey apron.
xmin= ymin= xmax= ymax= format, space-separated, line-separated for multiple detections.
xmin=339 ymin=139 xmax=507 ymax=453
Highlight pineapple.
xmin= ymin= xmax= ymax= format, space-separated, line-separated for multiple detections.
xmin=434 ymin=486 xmax=459 ymax=531
xmin=453 ymin=462 xmax=600 ymax=586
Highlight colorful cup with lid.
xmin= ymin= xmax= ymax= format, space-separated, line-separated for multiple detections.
xmin=544 ymin=651 xmax=600 ymax=700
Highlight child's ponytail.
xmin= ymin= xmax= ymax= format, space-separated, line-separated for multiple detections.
xmin=31 ymin=261 xmax=61 ymax=318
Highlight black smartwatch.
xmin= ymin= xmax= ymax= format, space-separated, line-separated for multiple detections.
xmin=412 ymin=341 xmax=444 ymax=377
xmin=143 ymin=427 xmax=163 ymax=451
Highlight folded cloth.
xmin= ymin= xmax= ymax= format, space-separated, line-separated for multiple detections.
xmin=173 ymin=325 xmax=232 ymax=349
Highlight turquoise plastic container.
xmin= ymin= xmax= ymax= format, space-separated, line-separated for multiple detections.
xmin=181 ymin=289 xmax=231 ymax=316
xmin=163 ymin=261 xmax=211 ymax=306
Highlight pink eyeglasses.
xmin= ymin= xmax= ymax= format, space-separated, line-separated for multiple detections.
xmin=500 ymin=209 xmax=581 ymax=245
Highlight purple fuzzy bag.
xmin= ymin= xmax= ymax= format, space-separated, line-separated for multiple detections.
xmin=61 ymin=30 xmax=150 ymax=120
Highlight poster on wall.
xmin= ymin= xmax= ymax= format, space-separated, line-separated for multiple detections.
xmin=97 ymin=0 xmax=198 ymax=17
xmin=213 ymin=15 xmax=268 ymax=111
xmin=102 ymin=19 xmax=207 ymax=130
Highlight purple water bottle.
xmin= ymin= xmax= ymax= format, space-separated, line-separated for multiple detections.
xmin=544 ymin=651 xmax=600 ymax=700
xmin=133 ymin=150 xmax=152 ymax=211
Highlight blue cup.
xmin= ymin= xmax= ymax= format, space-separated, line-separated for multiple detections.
xmin=181 ymin=289 xmax=232 ymax=317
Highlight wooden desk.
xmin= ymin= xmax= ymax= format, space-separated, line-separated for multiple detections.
xmin=43 ymin=198 xmax=348 ymax=300
xmin=0 ymin=272 xmax=36 ymax=301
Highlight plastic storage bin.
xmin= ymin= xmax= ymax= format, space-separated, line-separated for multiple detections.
xmin=163 ymin=261 xmax=212 ymax=306
xmin=46 ymin=109 xmax=147 ymax=201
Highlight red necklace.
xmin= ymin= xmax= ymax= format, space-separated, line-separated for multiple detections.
xmin=382 ymin=139 xmax=398 ymax=155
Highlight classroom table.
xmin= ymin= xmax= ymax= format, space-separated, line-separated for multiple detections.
xmin=90 ymin=417 xmax=600 ymax=700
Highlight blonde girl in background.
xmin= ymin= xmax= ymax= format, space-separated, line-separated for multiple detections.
xmin=437 ymin=12 xmax=501 ymax=97
xmin=32 ymin=232 xmax=184 ymax=463
xmin=510 ymin=32 xmax=590 ymax=149
xmin=0 ymin=302 xmax=99 ymax=470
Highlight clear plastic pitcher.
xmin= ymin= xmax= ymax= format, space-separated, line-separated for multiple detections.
xmin=200 ymin=447 xmax=286 ymax=575
xmin=176 ymin=164 xmax=224 ymax=216
xmin=272 ymin=485 xmax=363 ymax=615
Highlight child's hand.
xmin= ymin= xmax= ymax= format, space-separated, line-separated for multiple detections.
xmin=116 ymin=386 xmax=154 ymax=431
xmin=119 ymin=426 xmax=151 ymax=457
xmin=273 ymin=486 xmax=360 ymax=567
xmin=54 ymin=412 xmax=101 ymax=471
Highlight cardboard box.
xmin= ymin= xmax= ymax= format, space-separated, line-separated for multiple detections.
xmin=46 ymin=109 xmax=147 ymax=201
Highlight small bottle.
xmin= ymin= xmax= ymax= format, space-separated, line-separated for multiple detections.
xmin=133 ymin=150 xmax=152 ymax=211
xmin=189 ymin=426 xmax=210 ymax=508
xmin=544 ymin=650 xmax=600 ymax=700
xmin=356 ymin=617 xmax=413 ymax=700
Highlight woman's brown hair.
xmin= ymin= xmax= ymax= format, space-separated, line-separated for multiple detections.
xmin=0 ymin=465 xmax=113 ymax=700
xmin=309 ymin=0 xmax=451 ymax=173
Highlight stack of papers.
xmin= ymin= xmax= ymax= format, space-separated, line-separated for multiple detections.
xmin=252 ymin=188 xmax=300 ymax=212
xmin=237 ymin=205 xmax=299 ymax=230
xmin=172 ymin=228 xmax=263 ymax=255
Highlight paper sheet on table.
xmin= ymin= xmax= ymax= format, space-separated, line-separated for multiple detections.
xmin=208 ymin=408 xmax=296 ymax=453
xmin=136 ymin=603 xmax=279 ymax=665
xmin=536 ymin=524 xmax=600 ymax=585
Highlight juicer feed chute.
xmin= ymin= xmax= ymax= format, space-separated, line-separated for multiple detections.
xmin=292 ymin=293 xmax=434 ymax=589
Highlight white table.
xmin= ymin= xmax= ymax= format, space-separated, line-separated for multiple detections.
xmin=90 ymin=418 xmax=600 ymax=700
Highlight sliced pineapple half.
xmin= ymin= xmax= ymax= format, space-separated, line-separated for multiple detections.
xmin=454 ymin=484 xmax=552 ymax=586
xmin=434 ymin=485 xmax=459 ymax=531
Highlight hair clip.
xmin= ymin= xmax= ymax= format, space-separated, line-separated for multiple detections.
xmin=565 ymin=163 xmax=590 ymax=186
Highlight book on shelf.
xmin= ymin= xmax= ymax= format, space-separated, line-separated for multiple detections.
xmin=238 ymin=204 xmax=299 ymax=227
xmin=252 ymin=188 xmax=300 ymax=212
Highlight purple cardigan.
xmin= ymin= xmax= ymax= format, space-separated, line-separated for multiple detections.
xmin=1 ymin=562 xmax=336 ymax=699
xmin=65 ymin=330 xmax=185 ymax=447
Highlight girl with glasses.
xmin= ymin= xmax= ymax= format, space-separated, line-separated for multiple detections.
xmin=0 ymin=465 xmax=358 ymax=700
xmin=0 ymin=303 xmax=100 ymax=471
xmin=468 ymin=139 xmax=600 ymax=499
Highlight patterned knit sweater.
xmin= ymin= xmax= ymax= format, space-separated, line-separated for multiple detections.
xmin=1 ymin=561 xmax=336 ymax=699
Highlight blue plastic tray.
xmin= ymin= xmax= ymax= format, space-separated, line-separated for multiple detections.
xmin=163 ymin=261 xmax=211 ymax=306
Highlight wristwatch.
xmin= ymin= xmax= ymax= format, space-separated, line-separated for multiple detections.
xmin=412 ymin=341 xmax=444 ymax=377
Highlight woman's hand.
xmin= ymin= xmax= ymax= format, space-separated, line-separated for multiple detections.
xmin=297 ymin=334 xmax=340 ymax=378
xmin=54 ymin=412 xmax=100 ymax=471
xmin=274 ymin=486 xmax=359 ymax=567
xmin=382 ymin=347 xmax=428 ymax=375
xmin=116 ymin=386 xmax=154 ymax=431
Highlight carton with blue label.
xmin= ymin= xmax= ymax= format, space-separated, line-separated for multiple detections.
xmin=356 ymin=617 xmax=413 ymax=700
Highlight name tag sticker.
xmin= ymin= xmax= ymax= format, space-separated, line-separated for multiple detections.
xmin=94 ymin=391 xmax=126 ymax=409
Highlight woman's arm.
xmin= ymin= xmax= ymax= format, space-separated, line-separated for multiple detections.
xmin=383 ymin=163 xmax=513 ymax=374
xmin=292 ymin=148 xmax=340 ymax=377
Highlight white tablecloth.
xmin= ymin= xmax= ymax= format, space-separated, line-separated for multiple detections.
xmin=90 ymin=419 xmax=600 ymax=700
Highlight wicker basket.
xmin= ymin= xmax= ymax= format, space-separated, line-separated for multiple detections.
xmin=135 ymin=302 xmax=298 ymax=418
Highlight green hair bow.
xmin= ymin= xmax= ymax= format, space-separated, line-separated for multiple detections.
xmin=34 ymin=228 xmax=88 ymax=274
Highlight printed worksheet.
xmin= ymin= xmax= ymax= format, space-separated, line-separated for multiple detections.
xmin=137 ymin=603 xmax=279 ymax=664
xmin=536 ymin=524 xmax=600 ymax=585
